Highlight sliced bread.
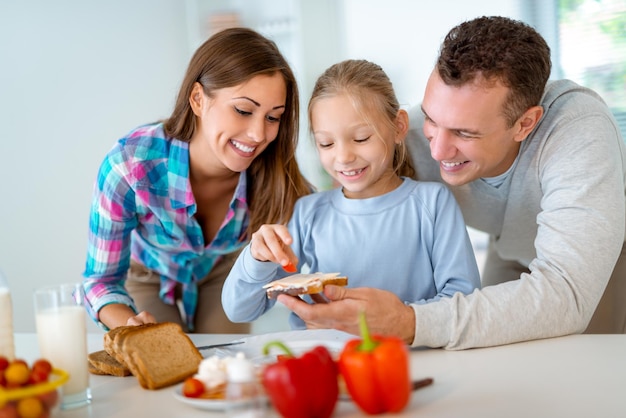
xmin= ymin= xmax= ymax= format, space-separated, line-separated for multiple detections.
xmin=120 ymin=322 xmax=203 ymax=390
xmin=103 ymin=325 xmax=134 ymax=366
xmin=105 ymin=324 xmax=153 ymax=368
xmin=87 ymin=350 xmax=131 ymax=377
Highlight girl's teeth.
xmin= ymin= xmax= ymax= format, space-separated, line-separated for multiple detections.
xmin=442 ymin=161 xmax=464 ymax=167
xmin=341 ymin=169 xmax=363 ymax=176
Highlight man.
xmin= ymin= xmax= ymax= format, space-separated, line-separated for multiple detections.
xmin=279 ymin=16 xmax=625 ymax=349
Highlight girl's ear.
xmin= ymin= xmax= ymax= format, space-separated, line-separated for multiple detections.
xmin=394 ymin=109 xmax=409 ymax=144
xmin=189 ymin=82 xmax=205 ymax=116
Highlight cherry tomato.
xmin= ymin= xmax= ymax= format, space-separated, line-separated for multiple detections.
xmin=4 ymin=362 xmax=29 ymax=386
xmin=37 ymin=390 xmax=59 ymax=409
xmin=16 ymin=397 xmax=43 ymax=418
xmin=11 ymin=360 xmax=28 ymax=368
xmin=28 ymin=369 xmax=49 ymax=385
xmin=31 ymin=360 xmax=52 ymax=378
xmin=0 ymin=403 xmax=19 ymax=418
xmin=182 ymin=378 xmax=205 ymax=398
xmin=0 ymin=356 xmax=9 ymax=372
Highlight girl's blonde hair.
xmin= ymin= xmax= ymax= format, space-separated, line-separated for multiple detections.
xmin=308 ymin=59 xmax=415 ymax=178
xmin=163 ymin=27 xmax=312 ymax=236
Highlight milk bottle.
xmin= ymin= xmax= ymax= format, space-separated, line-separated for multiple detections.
xmin=0 ymin=269 xmax=15 ymax=360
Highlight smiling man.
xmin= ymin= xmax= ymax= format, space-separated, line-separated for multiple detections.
xmin=405 ymin=16 xmax=626 ymax=347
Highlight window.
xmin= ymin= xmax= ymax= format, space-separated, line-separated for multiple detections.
xmin=558 ymin=0 xmax=626 ymax=138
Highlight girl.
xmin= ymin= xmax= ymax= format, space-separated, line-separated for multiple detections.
xmin=222 ymin=59 xmax=480 ymax=331
xmin=83 ymin=28 xmax=311 ymax=333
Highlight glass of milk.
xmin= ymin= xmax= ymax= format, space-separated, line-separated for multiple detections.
xmin=33 ymin=283 xmax=91 ymax=409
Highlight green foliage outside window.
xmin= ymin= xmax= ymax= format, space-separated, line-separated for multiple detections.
xmin=559 ymin=0 xmax=626 ymax=115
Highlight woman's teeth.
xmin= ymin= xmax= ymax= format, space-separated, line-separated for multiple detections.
xmin=232 ymin=140 xmax=255 ymax=153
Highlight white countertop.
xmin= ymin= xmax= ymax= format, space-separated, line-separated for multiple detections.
xmin=13 ymin=332 xmax=626 ymax=417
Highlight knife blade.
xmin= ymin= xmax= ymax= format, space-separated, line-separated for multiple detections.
xmin=196 ymin=341 xmax=245 ymax=350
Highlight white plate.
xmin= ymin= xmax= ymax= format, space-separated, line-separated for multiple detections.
xmin=175 ymin=329 xmax=356 ymax=410
xmin=173 ymin=386 xmax=267 ymax=411
xmin=213 ymin=329 xmax=354 ymax=363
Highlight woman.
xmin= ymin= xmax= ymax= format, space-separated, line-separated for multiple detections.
xmin=83 ymin=28 xmax=311 ymax=333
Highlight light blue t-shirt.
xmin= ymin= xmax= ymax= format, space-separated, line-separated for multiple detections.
xmin=222 ymin=177 xmax=481 ymax=328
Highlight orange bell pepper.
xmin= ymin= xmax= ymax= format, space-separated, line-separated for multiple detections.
xmin=338 ymin=312 xmax=411 ymax=414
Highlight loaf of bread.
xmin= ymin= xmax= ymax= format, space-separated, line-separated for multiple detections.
xmin=263 ymin=272 xmax=348 ymax=299
xmin=92 ymin=322 xmax=203 ymax=390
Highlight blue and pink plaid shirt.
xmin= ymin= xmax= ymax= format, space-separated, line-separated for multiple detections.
xmin=83 ymin=123 xmax=249 ymax=331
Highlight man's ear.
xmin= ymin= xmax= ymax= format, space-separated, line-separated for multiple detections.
xmin=189 ymin=82 xmax=205 ymax=116
xmin=395 ymin=109 xmax=410 ymax=144
xmin=513 ymin=105 xmax=543 ymax=142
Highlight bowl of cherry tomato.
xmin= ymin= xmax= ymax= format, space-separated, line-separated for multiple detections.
xmin=0 ymin=356 xmax=69 ymax=418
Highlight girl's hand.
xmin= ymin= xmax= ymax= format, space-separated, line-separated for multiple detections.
xmin=250 ymin=224 xmax=298 ymax=270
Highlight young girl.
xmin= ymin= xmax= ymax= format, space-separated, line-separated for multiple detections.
xmin=82 ymin=28 xmax=311 ymax=333
xmin=222 ymin=59 xmax=480 ymax=330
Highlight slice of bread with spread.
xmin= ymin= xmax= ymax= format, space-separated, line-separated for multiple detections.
xmin=263 ymin=272 xmax=348 ymax=299
xmin=91 ymin=322 xmax=202 ymax=390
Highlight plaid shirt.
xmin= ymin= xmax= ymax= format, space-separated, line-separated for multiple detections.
xmin=83 ymin=123 xmax=249 ymax=331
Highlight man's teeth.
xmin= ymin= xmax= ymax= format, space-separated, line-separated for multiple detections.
xmin=232 ymin=141 xmax=255 ymax=153
xmin=442 ymin=161 xmax=464 ymax=167
xmin=341 ymin=168 xmax=364 ymax=176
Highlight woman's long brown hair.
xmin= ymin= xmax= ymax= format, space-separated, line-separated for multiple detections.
xmin=163 ymin=27 xmax=312 ymax=236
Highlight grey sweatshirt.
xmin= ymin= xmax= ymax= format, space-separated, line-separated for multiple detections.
xmin=406 ymin=80 xmax=626 ymax=349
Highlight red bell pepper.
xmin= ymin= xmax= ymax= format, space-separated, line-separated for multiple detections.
xmin=261 ymin=341 xmax=338 ymax=418
xmin=338 ymin=312 xmax=411 ymax=414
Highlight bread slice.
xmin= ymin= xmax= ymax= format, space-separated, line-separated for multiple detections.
xmin=88 ymin=350 xmax=131 ymax=377
xmin=263 ymin=272 xmax=348 ymax=299
xmin=106 ymin=324 xmax=153 ymax=368
xmin=124 ymin=349 xmax=149 ymax=389
xmin=104 ymin=325 xmax=133 ymax=356
xmin=88 ymin=360 xmax=109 ymax=376
xmin=120 ymin=322 xmax=203 ymax=390
xmin=103 ymin=325 xmax=132 ymax=366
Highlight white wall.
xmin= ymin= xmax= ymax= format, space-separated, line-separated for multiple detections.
xmin=340 ymin=0 xmax=521 ymax=109
xmin=1 ymin=0 xmax=522 ymax=333
xmin=0 ymin=0 xmax=191 ymax=332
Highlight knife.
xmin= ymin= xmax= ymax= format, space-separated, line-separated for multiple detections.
xmin=338 ymin=377 xmax=434 ymax=402
xmin=195 ymin=341 xmax=245 ymax=350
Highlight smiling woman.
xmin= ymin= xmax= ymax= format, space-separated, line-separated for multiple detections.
xmin=81 ymin=27 xmax=312 ymax=336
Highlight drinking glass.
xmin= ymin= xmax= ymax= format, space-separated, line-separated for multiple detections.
xmin=33 ymin=283 xmax=91 ymax=409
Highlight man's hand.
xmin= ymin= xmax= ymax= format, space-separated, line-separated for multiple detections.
xmin=277 ymin=285 xmax=416 ymax=344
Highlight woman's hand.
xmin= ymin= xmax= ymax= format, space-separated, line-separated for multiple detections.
xmin=126 ymin=311 xmax=157 ymax=326
xmin=277 ymin=286 xmax=416 ymax=344
xmin=250 ymin=224 xmax=298 ymax=270
xmin=100 ymin=303 xmax=157 ymax=329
